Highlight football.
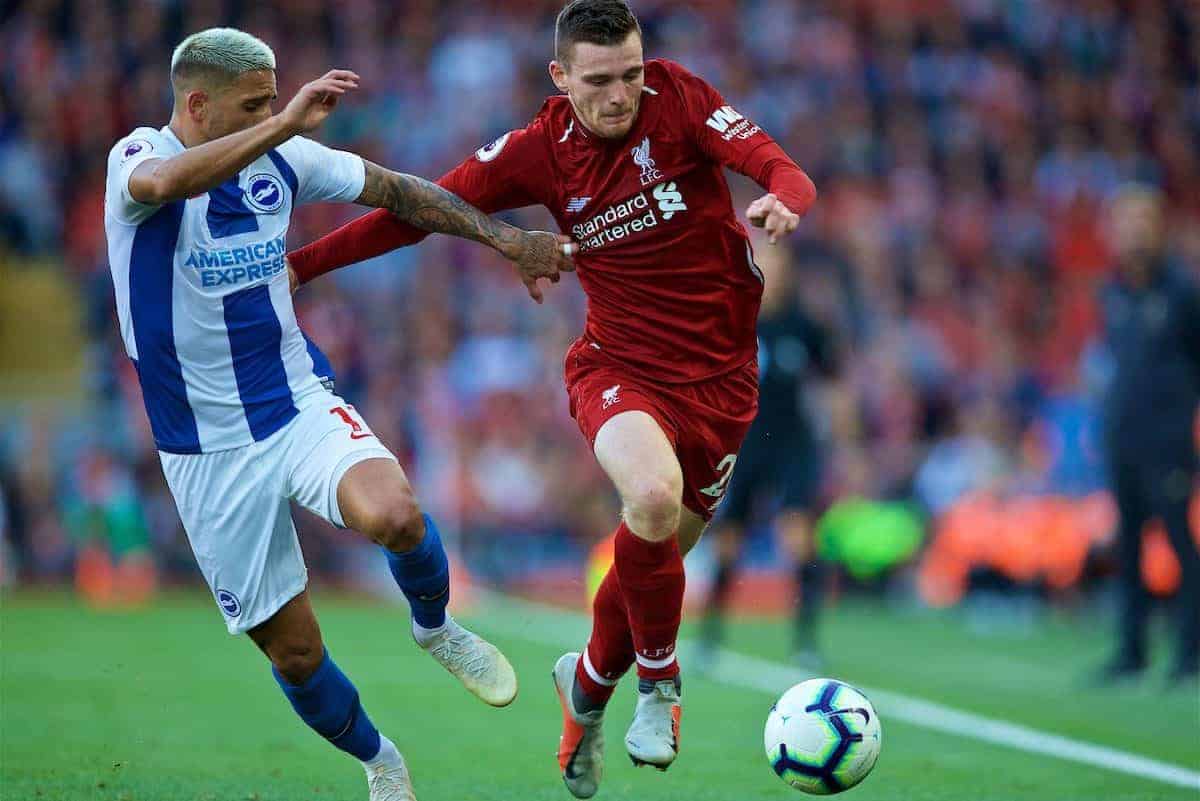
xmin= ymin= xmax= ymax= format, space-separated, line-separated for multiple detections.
xmin=764 ymin=679 xmax=882 ymax=794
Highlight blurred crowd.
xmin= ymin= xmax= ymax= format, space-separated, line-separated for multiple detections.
xmin=2 ymin=0 xmax=1198 ymax=599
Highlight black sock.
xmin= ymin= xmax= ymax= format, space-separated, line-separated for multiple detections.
xmin=794 ymin=560 xmax=824 ymax=651
xmin=703 ymin=561 xmax=736 ymax=645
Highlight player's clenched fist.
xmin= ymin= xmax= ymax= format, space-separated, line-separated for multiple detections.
xmin=502 ymin=231 xmax=578 ymax=304
xmin=280 ymin=69 xmax=361 ymax=135
xmin=746 ymin=193 xmax=800 ymax=244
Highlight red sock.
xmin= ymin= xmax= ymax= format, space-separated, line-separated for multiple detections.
xmin=575 ymin=565 xmax=634 ymax=706
xmin=614 ymin=522 xmax=684 ymax=682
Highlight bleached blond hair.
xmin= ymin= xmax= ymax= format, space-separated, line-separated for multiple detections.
xmin=170 ymin=28 xmax=276 ymax=91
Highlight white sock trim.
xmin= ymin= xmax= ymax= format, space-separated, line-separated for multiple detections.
xmin=583 ymin=647 xmax=619 ymax=687
xmin=635 ymin=652 xmax=677 ymax=670
xmin=364 ymin=735 xmax=400 ymax=768
xmin=412 ymin=615 xmax=452 ymax=647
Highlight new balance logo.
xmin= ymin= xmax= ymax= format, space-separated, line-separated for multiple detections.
xmin=566 ymin=197 xmax=591 ymax=214
xmin=601 ymin=384 xmax=621 ymax=410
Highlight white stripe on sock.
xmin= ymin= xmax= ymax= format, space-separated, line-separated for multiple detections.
xmin=364 ymin=735 xmax=399 ymax=768
xmin=412 ymin=615 xmax=451 ymax=648
xmin=583 ymin=647 xmax=619 ymax=686
xmin=635 ymin=651 xmax=677 ymax=670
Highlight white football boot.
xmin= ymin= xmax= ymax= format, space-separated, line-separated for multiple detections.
xmin=553 ymin=653 xmax=606 ymax=799
xmin=624 ymin=676 xmax=681 ymax=770
xmin=365 ymin=738 xmax=417 ymax=801
xmin=417 ymin=617 xmax=518 ymax=707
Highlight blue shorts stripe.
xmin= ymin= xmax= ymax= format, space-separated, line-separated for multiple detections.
xmin=129 ymin=202 xmax=201 ymax=454
xmin=223 ymin=284 xmax=298 ymax=441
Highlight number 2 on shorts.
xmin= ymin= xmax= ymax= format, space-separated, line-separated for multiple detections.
xmin=700 ymin=453 xmax=738 ymax=510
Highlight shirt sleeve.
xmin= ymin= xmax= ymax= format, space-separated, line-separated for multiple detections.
xmin=289 ymin=122 xmax=552 ymax=284
xmin=105 ymin=127 xmax=175 ymax=225
xmin=275 ymin=136 xmax=367 ymax=206
xmin=439 ymin=122 xmax=554 ymax=213
xmin=669 ymin=62 xmax=816 ymax=215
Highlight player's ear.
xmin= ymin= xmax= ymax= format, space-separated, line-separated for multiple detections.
xmin=549 ymin=60 xmax=569 ymax=93
xmin=185 ymin=89 xmax=208 ymax=123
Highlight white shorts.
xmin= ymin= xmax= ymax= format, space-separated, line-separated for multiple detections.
xmin=160 ymin=393 xmax=396 ymax=634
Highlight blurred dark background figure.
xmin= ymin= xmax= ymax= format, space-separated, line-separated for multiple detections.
xmin=699 ymin=239 xmax=841 ymax=671
xmin=1096 ymin=185 xmax=1200 ymax=685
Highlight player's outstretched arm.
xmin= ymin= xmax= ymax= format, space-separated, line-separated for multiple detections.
xmin=738 ymin=141 xmax=816 ymax=243
xmin=671 ymin=62 xmax=816 ymax=243
xmin=128 ymin=70 xmax=359 ymax=206
xmin=356 ymin=160 xmax=576 ymax=303
xmin=289 ymin=121 xmax=555 ymax=296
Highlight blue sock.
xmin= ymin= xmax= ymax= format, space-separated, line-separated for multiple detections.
xmin=273 ymin=649 xmax=381 ymax=762
xmin=383 ymin=513 xmax=449 ymax=629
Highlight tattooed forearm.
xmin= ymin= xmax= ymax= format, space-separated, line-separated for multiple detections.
xmin=357 ymin=160 xmax=522 ymax=258
xmin=354 ymin=160 xmax=572 ymax=294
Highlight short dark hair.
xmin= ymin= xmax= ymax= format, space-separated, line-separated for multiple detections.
xmin=555 ymin=0 xmax=642 ymax=64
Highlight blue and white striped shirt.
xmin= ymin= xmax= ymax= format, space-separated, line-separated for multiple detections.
xmin=104 ymin=125 xmax=365 ymax=454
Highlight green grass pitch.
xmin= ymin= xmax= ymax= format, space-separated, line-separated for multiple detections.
xmin=3 ymin=591 xmax=1197 ymax=800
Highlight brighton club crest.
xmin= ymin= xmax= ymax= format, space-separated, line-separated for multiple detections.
xmin=631 ymin=137 xmax=663 ymax=186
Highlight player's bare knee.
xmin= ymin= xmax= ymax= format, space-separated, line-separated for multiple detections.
xmin=624 ymin=475 xmax=683 ymax=540
xmin=270 ymin=637 xmax=324 ymax=685
xmin=370 ymin=490 xmax=424 ymax=553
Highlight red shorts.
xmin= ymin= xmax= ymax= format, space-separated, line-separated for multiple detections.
xmin=565 ymin=337 xmax=759 ymax=521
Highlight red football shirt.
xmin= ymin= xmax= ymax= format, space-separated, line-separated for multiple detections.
xmin=291 ymin=59 xmax=816 ymax=383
